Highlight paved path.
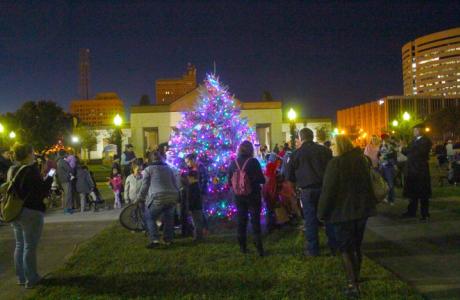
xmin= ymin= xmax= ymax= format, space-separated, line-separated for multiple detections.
xmin=364 ymin=207 xmax=460 ymax=299
xmin=0 ymin=208 xmax=120 ymax=299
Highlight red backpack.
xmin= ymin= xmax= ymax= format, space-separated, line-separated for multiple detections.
xmin=231 ymin=159 xmax=252 ymax=196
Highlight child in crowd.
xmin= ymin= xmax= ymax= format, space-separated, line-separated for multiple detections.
xmin=124 ymin=162 xmax=143 ymax=204
xmin=263 ymin=153 xmax=281 ymax=231
xmin=182 ymin=154 xmax=204 ymax=241
xmin=279 ymin=180 xmax=301 ymax=222
xmin=109 ymin=166 xmax=123 ymax=209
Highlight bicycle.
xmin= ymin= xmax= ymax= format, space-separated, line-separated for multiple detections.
xmin=119 ymin=203 xmax=146 ymax=232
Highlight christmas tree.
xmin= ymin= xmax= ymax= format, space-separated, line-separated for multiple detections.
xmin=168 ymin=74 xmax=256 ymax=218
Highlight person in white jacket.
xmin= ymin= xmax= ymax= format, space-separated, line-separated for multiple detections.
xmin=124 ymin=162 xmax=143 ymax=204
xmin=446 ymin=140 xmax=455 ymax=162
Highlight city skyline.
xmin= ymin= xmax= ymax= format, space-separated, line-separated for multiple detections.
xmin=1 ymin=1 xmax=459 ymax=118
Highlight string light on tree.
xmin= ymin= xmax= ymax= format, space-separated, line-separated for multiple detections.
xmin=168 ymin=73 xmax=256 ymax=218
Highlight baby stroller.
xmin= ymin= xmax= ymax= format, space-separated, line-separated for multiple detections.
xmin=87 ymin=171 xmax=105 ymax=212
xmin=448 ymin=162 xmax=460 ymax=185
xmin=46 ymin=176 xmax=62 ymax=209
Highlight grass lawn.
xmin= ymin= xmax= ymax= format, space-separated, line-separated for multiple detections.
xmin=88 ymin=164 xmax=113 ymax=183
xmin=29 ymin=225 xmax=421 ymax=300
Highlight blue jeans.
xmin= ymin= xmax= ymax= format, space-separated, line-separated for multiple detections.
xmin=144 ymin=202 xmax=175 ymax=242
xmin=301 ymin=188 xmax=337 ymax=256
xmin=381 ymin=165 xmax=395 ymax=203
xmin=11 ymin=208 xmax=44 ymax=285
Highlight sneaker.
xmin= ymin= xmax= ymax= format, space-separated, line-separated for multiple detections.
xmin=343 ymin=284 xmax=360 ymax=299
xmin=25 ymin=276 xmax=43 ymax=289
xmin=146 ymin=241 xmax=160 ymax=249
xmin=162 ymin=240 xmax=172 ymax=247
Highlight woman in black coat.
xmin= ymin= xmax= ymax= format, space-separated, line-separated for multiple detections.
xmin=228 ymin=141 xmax=266 ymax=256
xmin=318 ymin=136 xmax=377 ymax=298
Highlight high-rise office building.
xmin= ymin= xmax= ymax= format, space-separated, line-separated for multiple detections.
xmin=155 ymin=64 xmax=197 ymax=104
xmin=337 ymin=96 xmax=460 ymax=137
xmin=402 ymin=28 xmax=460 ymax=96
xmin=70 ymin=92 xmax=125 ymax=127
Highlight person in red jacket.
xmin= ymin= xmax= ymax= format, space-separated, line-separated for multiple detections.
xmin=263 ymin=153 xmax=281 ymax=232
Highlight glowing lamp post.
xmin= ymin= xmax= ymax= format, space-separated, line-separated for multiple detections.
xmin=0 ymin=122 xmax=4 ymax=146
xmin=71 ymin=135 xmax=81 ymax=156
xmin=287 ymin=108 xmax=297 ymax=150
xmin=113 ymin=114 xmax=123 ymax=160
xmin=403 ymin=112 xmax=411 ymax=121
xmin=392 ymin=120 xmax=399 ymax=127
xmin=9 ymin=131 xmax=16 ymax=140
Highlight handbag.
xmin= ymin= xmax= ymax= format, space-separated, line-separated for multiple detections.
xmin=0 ymin=165 xmax=29 ymax=222
xmin=369 ymin=165 xmax=389 ymax=203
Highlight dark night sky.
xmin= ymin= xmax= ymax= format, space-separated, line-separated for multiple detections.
xmin=1 ymin=1 xmax=459 ymax=119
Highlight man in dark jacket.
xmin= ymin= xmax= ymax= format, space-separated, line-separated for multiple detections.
xmin=56 ymin=150 xmax=73 ymax=214
xmin=0 ymin=147 xmax=12 ymax=185
xmin=121 ymin=144 xmax=137 ymax=178
xmin=289 ymin=128 xmax=336 ymax=256
xmin=402 ymin=124 xmax=433 ymax=221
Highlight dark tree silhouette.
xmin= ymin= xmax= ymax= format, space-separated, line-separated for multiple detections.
xmin=262 ymin=91 xmax=274 ymax=101
xmin=12 ymin=101 xmax=73 ymax=150
xmin=139 ymin=94 xmax=151 ymax=106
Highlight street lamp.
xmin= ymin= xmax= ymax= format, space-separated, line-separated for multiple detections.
xmin=71 ymin=135 xmax=81 ymax=156
xmin=9 ymin=131 xmax=16 ymax=139
xmin=392 ymin=120 xmax=399 ymax=127
xmin=113 ymin=114 xmax=123 ymax=160
xmin=287 ymin=108 xmax=297 ymax=150
xmin=402 ymin=112 xmax=411 ymax=121
xmin=425 ymin=127 xmax=430 ymax=133
xmin=114 ymin=114 xmax=123 ymax=127
xmin=0 ymin=122 xmax=4 ymax=146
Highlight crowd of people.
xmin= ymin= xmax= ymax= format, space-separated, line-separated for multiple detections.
xmin=0 ymin=121 xmax=448 ymax=297
xmin=362 ymin=126 xmax=460 ymax=221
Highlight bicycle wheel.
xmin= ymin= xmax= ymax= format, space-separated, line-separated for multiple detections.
xmin=119 ymin=203 xmax=146 ymax=232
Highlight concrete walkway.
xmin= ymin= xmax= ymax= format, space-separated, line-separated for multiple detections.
xmin=365 ymin=206 xmax=460 ymax=299
xmin=0 ymin=208 xmax=120 ymax=299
